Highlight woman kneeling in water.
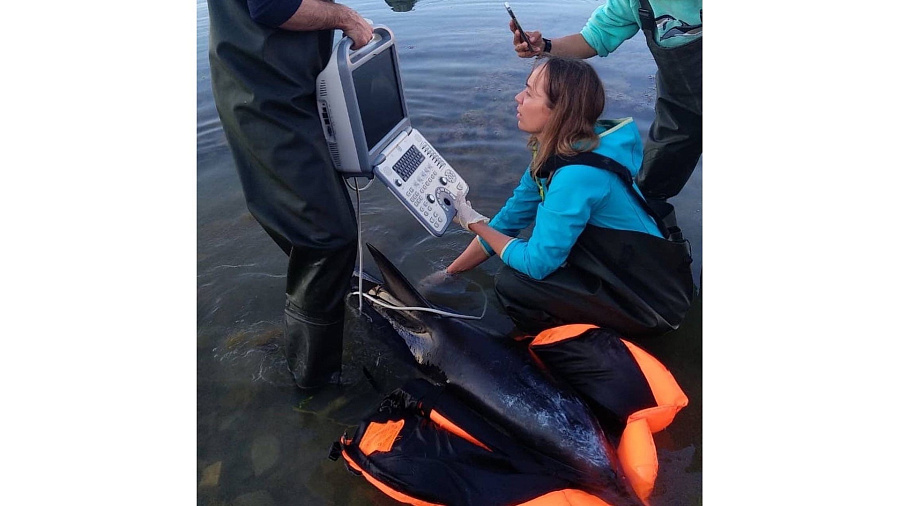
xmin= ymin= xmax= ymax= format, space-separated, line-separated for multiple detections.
xmin=447 ymin=57 xmax=693 ymax=337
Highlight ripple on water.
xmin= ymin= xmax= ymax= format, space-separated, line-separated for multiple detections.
xmin=213 ymin=323 xmax=295 ymax=387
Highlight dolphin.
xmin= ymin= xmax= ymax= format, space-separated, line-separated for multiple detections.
xmin=355 ymin=243 xmax=643 ymax=506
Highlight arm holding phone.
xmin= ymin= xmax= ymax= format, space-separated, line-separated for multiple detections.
xmin=509 ymin=21 xmax=597 ymax=59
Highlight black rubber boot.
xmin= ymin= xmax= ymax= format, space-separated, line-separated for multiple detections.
xmin=283 ymin=301 xmax=345 ymax=389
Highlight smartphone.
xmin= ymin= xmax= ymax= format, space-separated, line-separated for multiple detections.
xmin=504 ymin=2 xmax=535 ymax=52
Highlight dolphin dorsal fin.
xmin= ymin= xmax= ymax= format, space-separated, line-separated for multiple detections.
xmin=366 ymin=243 xmax=434 ymax=310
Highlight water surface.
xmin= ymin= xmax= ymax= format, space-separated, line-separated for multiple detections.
xmin=197 ymin=1 xmax=702 ymax=504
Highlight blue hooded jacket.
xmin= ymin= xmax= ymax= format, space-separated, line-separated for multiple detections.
xmin=482 ymin=118 xmax=662 ymax=280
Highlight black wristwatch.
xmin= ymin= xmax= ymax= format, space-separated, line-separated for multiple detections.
xmin=542 ymin=38 xmax=552 ymax=54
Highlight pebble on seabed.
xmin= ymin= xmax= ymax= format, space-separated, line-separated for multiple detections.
xmin=199 ymin=461 xmax=222 ymax=487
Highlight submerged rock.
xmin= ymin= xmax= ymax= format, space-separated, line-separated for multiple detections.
xmin=233 ymin=490 xmax=276 ymax=506
xmin=250 ymin=434 xmax=280 ymax=476
xmin=199 ymin=461 xmax=222 ymax=487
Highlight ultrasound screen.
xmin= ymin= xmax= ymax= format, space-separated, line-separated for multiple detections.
xmin=352 ymin=49 xmax=406 ymax=151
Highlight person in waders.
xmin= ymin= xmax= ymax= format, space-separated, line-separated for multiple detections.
xmin=510 ymin=0 xmax=702 ymax=205
xmin=446 ymin=58 xmax=693 ymax=337
xmin=207 ymin=0 xmax=372 ymax=389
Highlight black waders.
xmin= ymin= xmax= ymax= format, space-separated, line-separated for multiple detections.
xmin=495 ymin=153 xmax=694 ymax=338
xmin=634 ymin=1 xmax=703 ymax=201
xmin=208 ymin=0 xmax=357 ymax=388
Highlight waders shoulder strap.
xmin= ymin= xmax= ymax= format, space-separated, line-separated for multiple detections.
xmin=636 ymin=0 xmax=656 ymax=35
xmin=544 ymin=152 xmax=681 ymax=240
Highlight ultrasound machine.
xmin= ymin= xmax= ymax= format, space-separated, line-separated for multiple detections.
xmin=316 ymin=26 xmax=469 ymax=237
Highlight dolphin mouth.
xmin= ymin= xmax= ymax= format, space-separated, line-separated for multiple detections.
xmin=361 ymin=282 xmax=429 ymax=335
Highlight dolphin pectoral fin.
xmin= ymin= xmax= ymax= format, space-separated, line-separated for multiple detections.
xmin=366 ymin=243 xmax=436 ymax=311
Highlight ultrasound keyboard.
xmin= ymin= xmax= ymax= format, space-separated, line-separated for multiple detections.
xmin=392 ymin=146 xmax=425 ymax=181
xmin=373 ymin=129 xmax=469 ymax=237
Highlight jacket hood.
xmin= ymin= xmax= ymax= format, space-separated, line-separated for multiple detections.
xmin=594 ymin=117 xmax=643 ymax=176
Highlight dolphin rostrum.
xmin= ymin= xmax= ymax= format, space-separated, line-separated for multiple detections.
xmin=356 ymin=243 xmax=643 ymax=506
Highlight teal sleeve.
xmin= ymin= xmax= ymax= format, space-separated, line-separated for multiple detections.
xmin=475 ymin=168 xmax=541 ymax=258
xmin=580 ymin=0 xmax=641 ymax=57
xmin=501 ymin=166 xmax=612 ymax=280
xmin=476 ymin=236 xmax=494 ymax=257
xmin=489 ymin=168 xmax=543 ymax=237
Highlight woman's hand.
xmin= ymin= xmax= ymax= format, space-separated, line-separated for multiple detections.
xmin=447 ymin=238 xmax=491 ymax=274
xmin=453 ymin=191 xmax=489 ymax=231
xmin=420 ymin=269 xmax=454 ymax=290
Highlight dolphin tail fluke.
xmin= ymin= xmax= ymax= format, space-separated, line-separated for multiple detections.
xmin=366 ymin=243 xmax=434 ymax=311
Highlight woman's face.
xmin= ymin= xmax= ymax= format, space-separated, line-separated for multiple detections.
xmin=515 ymin=66 xmax=552 ymax=136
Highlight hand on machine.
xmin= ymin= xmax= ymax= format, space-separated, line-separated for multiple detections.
xmin=341 ymin=10 xmax=375 ymax=49
xmin=452 ymin=190 xmax=489 ymax=231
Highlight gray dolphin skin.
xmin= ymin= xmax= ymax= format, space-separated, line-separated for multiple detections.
xmin=357 ymin=243 xmax=643 ymax=506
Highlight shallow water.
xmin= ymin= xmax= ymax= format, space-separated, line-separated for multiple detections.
xmin=197 ymin=0 xmax=702 ymax=504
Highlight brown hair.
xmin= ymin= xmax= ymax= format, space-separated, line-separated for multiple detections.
xmin=527 ymin=57 xmax=606 ymax=177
